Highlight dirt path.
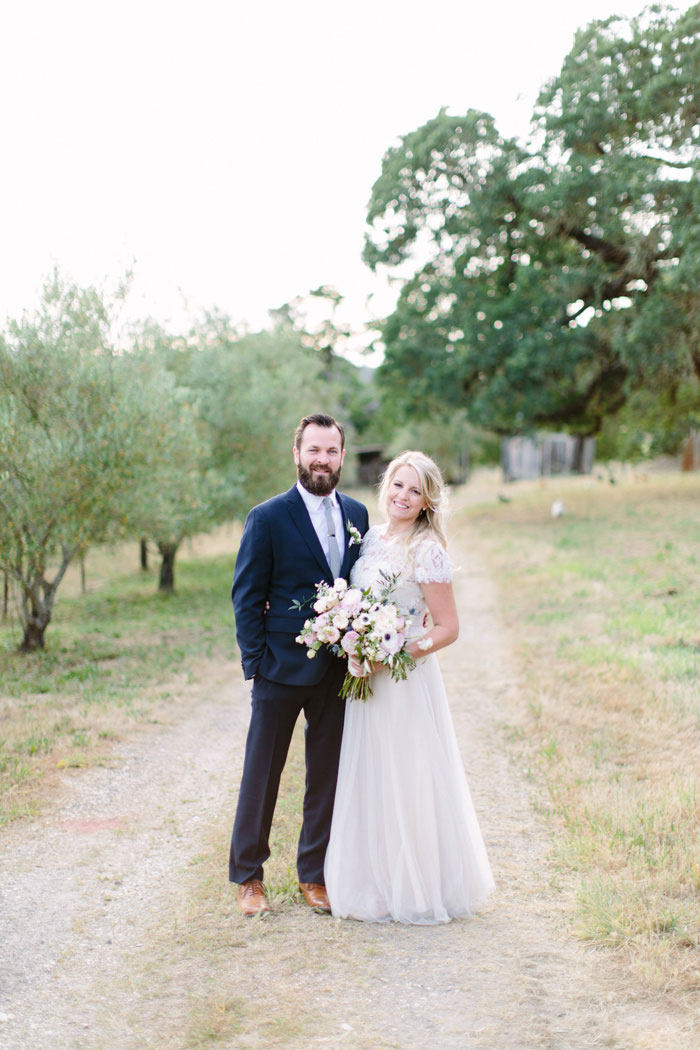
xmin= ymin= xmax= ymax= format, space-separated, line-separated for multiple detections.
xmin=0 ymin=518 xmax=693 ymax=1049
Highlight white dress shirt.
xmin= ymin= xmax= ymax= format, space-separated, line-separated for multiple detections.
xmin=296 ymin=481 xmax=345 ymax=568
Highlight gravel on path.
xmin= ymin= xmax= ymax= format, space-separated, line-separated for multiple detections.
xmin=0 ymin=521 xmax=694 ymax=1049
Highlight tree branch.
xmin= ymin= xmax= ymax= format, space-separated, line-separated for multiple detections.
xmin=637 ymin=153 xmax=694 ymax=170
xmin=566 ymin=227 xmax=629 ymax=266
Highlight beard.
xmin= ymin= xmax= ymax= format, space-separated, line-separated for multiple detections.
xmin=297 ymin=460 xmax=342 ymax=496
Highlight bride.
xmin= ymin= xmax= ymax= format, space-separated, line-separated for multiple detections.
xmin=324 ymin=451 xmax=494 ymax=924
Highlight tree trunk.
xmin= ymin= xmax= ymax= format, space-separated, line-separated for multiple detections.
xmin=570 ymin=436 xmax=584 ymax=473
xmin=20 ymin=617 xmax=47 ymax=651
xmin=140 ymin=538 xmax=149 ymax=571
xmin=691 ymin=348 xmax=700 ymax=383
xmin=16 ymin=546 xmax=74 ymax=653
xmin=2 ymin=572 xmax=8 ymax=621
xmin=158 ymin=542 xmax=179 ymax=593
xmin=18 ymin=587 xmax=53 ymax=651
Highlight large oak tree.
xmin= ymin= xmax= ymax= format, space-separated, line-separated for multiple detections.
xmin=365 ymin=3 xmax=700 ymax=434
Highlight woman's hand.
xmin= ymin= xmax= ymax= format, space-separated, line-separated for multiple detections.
xmin=348 ymin=654 xmax=370 ymax=678
xmin=406 ymin=635 xmax=434 ymax=660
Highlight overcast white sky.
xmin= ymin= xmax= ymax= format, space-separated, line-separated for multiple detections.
xmin=1 ymin=0 xmax=693 ymax=343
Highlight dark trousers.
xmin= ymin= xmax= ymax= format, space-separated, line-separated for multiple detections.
xmin=229 ymin=661 xmax=346 ymax=886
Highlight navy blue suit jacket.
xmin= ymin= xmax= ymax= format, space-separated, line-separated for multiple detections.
xmin=232 ymin=486 xmax=370 ymax=685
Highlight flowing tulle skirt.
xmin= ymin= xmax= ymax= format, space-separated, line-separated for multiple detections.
xmin=325 ymin=654 xmax=495 ymax=924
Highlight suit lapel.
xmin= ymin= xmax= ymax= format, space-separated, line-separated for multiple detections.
xmin=284 ymin=486 xmax=332 ymax=577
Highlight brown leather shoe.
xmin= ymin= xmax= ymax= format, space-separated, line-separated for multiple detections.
xmin=298 ymin=882 xmax=331 ymax=913
xmin=237 ymin=878 xmax=270 ymax=916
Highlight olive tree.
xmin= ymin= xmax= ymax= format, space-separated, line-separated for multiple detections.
xmin=185 ymin=314 xmax=334 ymax=510
xmin=0 ymin=274 xmax=184 ymax=648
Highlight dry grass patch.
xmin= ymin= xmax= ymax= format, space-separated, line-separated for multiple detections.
xmin=184 ymin=996 xmax=248 ymax=1048
xmin=463 ymin=471 xmax=700 ymax=998
xmin=0 ymin=547 xmax=236 ymax=824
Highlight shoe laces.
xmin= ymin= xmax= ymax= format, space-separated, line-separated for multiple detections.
xmin=241 ymin=879 xmax=264 ymax=898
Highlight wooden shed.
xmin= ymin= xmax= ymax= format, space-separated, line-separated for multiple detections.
xmin=355 ymin=446 xmax=389 ymax=486
xmin=501 ymin=434 xmax=595 ymax=482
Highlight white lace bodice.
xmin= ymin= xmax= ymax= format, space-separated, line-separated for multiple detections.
xmin=350 ymin=526 xmax=453 ymax=639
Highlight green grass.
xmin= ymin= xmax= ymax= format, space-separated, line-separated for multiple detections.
xmin=2 ymin=554 xmax=236 ymax=698
xmin=0 ymin=551 xmax=236 ymax=822
xmin=465 ymin=471 xmax=700 ymax=994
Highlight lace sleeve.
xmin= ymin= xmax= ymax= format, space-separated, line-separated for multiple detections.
xmin=413 ymin=538 xmax=453 ymax=584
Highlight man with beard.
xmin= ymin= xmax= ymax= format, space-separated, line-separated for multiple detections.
xmin=229 ymin=413 xmax=369 ymax=915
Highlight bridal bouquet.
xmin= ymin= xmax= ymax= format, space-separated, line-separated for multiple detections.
xmin=293 ymin=574 xmax=415 ymax=701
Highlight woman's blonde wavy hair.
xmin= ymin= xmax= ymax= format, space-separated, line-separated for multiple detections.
xmin=377 ymin=450 xmax=449 ymax=550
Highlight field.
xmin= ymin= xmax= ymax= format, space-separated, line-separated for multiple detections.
xmin=2 ymin=470 xmax=699 ymax=1010
xmin=467 ymin=468 xmax=700 ymax=994
xmin=0 ymin=527 xmax=239 ymax=824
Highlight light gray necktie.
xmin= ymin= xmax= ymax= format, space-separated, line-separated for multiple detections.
xmin=322 ymin=497 xmax=342 ymax=579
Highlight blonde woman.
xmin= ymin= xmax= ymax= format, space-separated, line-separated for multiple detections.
xmin=324 ymin=451 xmax=494 ymax=923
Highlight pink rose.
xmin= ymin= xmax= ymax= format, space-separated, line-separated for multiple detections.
xmin=340 ymin=630 xmax=360 ymax=655
xmin=317 ymin=623 xmax=340 ymax=644
xmin=340 ymin=588 xmax=364 ymax=614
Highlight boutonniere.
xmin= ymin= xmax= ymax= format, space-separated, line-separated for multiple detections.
xmin=346 ymin=521 xmax=362 ymax=547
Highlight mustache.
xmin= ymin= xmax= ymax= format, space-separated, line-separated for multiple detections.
xmin=297 ymin=460 xmax=342 ymax=495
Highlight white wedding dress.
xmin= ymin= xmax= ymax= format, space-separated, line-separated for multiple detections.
xmin=324 ymin=525 xmax=495 ymax=924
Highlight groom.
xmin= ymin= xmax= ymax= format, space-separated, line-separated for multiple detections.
xmin=229 ymin=413 xmax=369 ymax=916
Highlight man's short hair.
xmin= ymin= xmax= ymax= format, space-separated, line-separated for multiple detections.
xmin=294 ymin=413 xmax=346 ymax=451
